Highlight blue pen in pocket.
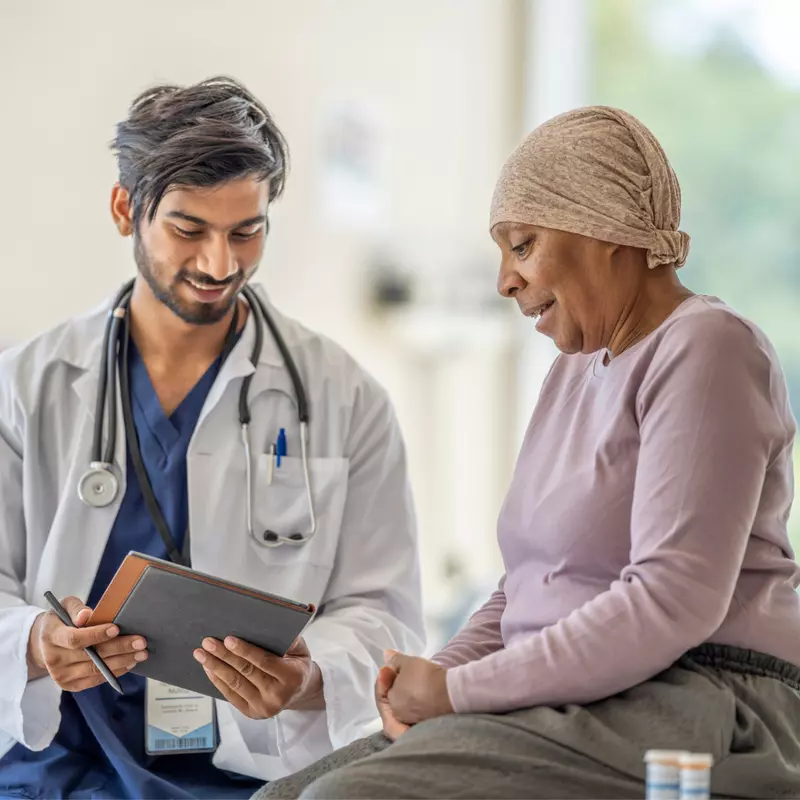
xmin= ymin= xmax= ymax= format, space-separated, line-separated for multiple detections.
xmin=276 ymin=428 xmax=287 ymax=468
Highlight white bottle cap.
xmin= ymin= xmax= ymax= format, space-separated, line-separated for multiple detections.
xmin=645 ymin=750 xmax=689 ymax=765
xmin=679 ymin=752 xmax=714 ymax=769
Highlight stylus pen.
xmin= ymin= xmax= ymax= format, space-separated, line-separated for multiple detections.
xmin=43 ymin=591 xmax=124 ymax=695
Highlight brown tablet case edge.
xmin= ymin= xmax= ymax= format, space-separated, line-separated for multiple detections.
xmin=88 ymin=553 xmax=315 ymax=626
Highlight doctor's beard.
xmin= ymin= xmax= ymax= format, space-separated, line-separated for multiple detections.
xmin=133 ymin=235 xmax=246 ymax=326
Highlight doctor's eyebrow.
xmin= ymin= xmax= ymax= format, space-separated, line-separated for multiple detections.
xmin=165 ymin=210 xmax=269 ymax=231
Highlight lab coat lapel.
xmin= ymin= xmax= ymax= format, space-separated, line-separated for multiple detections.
xmin=195 ymin=295 xmax=293 ymax=432
xmin=71 ymin=366 xmax=101 ymax=423
xmin=35 ymin=367 xmax=127 ymax=605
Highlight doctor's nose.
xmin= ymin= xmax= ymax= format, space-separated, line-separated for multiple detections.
xmin=197 ymin=235 xmax=237 ymax=281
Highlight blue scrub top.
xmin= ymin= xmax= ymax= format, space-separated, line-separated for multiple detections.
xmin=0 ymin=336 xmax=261 ymax=799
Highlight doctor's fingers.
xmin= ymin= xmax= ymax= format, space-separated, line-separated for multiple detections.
xmin=216 ymin=636 xmax=295 ymax=683
xmin=46 ymin=617 xmax=121 ymax=652
xmin=197 ymin=652 xmax=283 ymax=716
xmin=51 ymin=652 xmax=145 ymax=692
xmin=200 ymin=638 xmax=283 ymax=687
xmin=201 ymin=668 xmax=255 ymax=719
xmin=94 ymin=634 xmax=148 ymax=660
xmin=42 ymin=636 xmax=144 ymax=672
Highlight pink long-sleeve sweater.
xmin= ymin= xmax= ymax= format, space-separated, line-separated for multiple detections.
xmin=437 ymin=295 xmax=800 ymax=714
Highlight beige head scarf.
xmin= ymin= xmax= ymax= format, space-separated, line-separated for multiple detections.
xmin=490 ymin=106 xmax=690 ymax=269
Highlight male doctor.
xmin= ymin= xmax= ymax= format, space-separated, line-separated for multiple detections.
xmin=0 ymin=76 xmax=423 ymax=798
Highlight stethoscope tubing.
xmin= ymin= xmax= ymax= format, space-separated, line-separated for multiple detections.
xmin=77 ymin=280 xmax=317 ymax=551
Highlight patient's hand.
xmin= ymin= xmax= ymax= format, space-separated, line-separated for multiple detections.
xmin=384 ymin=650 xmax=453 ymax=725
xmin=194 ymin=635 xmax=323 ymax=719
xmin=375 ymin=662 xmax=409 ymax=741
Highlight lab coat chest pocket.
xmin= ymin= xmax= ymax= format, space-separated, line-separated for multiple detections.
xmin=252 ymin=455 xmax=349 ymax=568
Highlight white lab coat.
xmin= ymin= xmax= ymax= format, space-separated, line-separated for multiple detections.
xmin=0 ymin=284 xmax=424 ymax=780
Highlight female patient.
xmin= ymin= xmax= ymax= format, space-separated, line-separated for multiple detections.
xmin=257 ymin=107 xmax=800 ymax=799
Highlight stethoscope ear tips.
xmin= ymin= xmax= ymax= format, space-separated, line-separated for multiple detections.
xmin=262 ymin=531 xmax=305 ymax=543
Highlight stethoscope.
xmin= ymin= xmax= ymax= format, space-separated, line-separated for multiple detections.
xmin=77 ymin=279 xmax=317 ymax=561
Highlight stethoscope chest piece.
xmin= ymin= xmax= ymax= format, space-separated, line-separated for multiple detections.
xmin=77 ymin=463 xmax=119 ymax=508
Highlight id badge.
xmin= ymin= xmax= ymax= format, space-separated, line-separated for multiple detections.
xmin=145 ymin=678 xmax=217 ymax=755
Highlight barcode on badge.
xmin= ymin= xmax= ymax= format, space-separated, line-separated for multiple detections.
xmin=152 ymin=736 xmax=208 ymax=751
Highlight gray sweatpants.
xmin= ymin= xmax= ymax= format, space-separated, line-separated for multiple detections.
xmin=254 ymin=645 xmax=800 ymax=799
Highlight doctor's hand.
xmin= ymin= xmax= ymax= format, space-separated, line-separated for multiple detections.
xmin=194 ymin=635 xmax=324 ymax=720
xmin=27 ymin=596 xmax=149 ymax=691
xmin=384 ymin=650 xmax=454 ymax=726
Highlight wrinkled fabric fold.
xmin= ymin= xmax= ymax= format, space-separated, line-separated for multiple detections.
xmin=490 ymin=106 xmax=690 ymax=269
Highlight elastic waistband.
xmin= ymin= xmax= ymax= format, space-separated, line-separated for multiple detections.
xmin=682 ymin=643 xmax=800 ymax=691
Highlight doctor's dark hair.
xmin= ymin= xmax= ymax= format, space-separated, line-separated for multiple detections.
xmin=111 ymin=76 xmax=289 ymax=227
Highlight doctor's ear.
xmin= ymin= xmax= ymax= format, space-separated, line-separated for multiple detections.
xmin=110 ymin=184 xmax=135 ymax=237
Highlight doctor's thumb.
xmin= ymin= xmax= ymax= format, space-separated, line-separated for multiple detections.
xmin=61 ymin=596 xmax=92 ymax=627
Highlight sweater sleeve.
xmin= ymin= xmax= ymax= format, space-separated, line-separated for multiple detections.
xmin=431 ymin=577 xmax=507 ymax=669
xmin=446 ymin=311 xmax=789 ymax=714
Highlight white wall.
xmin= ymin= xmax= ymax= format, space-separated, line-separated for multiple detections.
xmin=0 ymin=0 xmax=525 ymax=632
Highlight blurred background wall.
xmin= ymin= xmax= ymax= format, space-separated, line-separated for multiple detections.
xmin=1 ymin=0 xmax=799 ymax=651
